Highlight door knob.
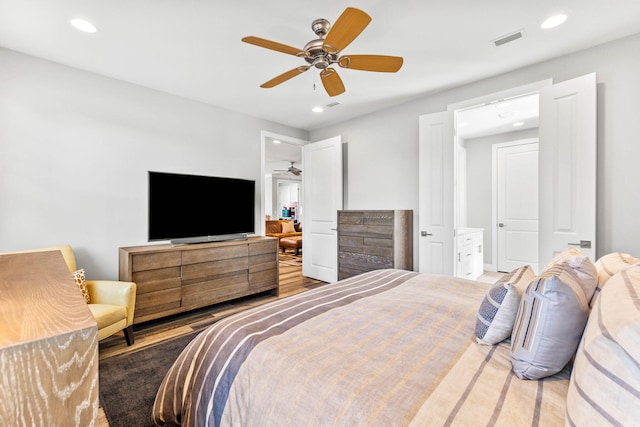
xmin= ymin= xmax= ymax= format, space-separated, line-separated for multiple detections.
xmin=421 ymin=231 xmax=433 ymax=237
xmin=498 ymin=223 xmax=506 ymax=228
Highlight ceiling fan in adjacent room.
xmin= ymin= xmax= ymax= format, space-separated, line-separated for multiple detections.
xmin=274 ymin=161 xmax=302 ymax=176
xmin=241 ymin=7 xmax=403 ymax=97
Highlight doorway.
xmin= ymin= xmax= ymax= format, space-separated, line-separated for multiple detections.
xmin=419 ymin=74 xmax=597 ymax=276
xmin=454 ymin=92 xmax=540 ymax=274
xmin=261 ymin=131 xmax=306 ymax=228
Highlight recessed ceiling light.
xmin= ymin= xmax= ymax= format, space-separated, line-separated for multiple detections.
xmin=312 ymin=106 xmax=323 ymax=113
xmin=70 ymin=18 xmax=97 ymax=33
xmin=513 ymin=121 xmax=525 ymax=127
xmin=498 ymin=110 xmax=521 ymax=119
xmin=272 ymin=140 xmax=281 ymax=144
xmin=541 ymin=14 xmax=567 ymax=29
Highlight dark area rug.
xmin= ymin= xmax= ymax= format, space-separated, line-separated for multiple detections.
xmin=99 ymin=331 xmax=199 ymax=427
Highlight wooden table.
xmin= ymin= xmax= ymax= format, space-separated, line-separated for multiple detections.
xmin=0 ymin=250 xmax=98 ymax=425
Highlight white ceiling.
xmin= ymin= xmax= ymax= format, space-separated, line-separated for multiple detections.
xmin=457 ymin=93 xmax=539 ymax=140
xmin=2 ymin=0 xmax=640 ymax=137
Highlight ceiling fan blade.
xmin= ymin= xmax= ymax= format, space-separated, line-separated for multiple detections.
xmin=338 ymin=55 xmax=403 ymax=72
xmin=242 ymin=36 xmax=305 ymax=56
xmin=260 ymin=66 xmax=310 ymax=88
xmin=323 ymin=7 xmax=371 ymax=53
xmin=320 ymin=68 xmax=346 ymax=97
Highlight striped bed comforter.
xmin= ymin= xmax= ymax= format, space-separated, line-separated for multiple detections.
xmin=152 ymin=269 xmax=569 ymax=426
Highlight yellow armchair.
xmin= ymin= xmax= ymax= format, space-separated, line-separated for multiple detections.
xmin=3 ymin=245 xmax=137 ymax=346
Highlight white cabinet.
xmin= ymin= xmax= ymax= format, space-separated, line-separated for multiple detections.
xmin=456 ymin=228 xmax=483 ymax=280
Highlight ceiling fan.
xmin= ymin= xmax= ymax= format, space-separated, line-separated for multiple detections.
xmin=274 ymin=161 xmax=302 ymax=176
xmin=241 ymin=7 xmax=403 ymax=97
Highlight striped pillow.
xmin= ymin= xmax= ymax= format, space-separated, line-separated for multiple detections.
xmin=543 ymin=247 xmax=598 ymax=303
xmin=592 ymin=252 xmax=640 ymax=305
xmin=565 ymin=265 xmax=640 ymax=426
xmin=475 ymin=265 xmax=535 ymax=345
xmin=510 ymin=261 xmax=594 ymax=380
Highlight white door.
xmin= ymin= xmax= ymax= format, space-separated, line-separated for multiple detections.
xmin=418 ymin=111 xmax=454 ymax=274
xmin=496 ymin=141 xmax=539 ymax=273
xmin=539 ymin=73 xmax=597 ymax=266
xmin=302 ymin=136 xmax=343 ymax=282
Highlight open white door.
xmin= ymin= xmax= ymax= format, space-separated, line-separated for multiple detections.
xmin=302 ymin=136 xmax=343 ymax=282
xmin=418 ymin=111 xmax=454 ymax=274
xmin=539 ymin=73 xmax=597 ymax=265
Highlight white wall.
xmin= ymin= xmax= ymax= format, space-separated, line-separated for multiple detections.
xmin=3 ymin=32 xmax=640 ymax=280
xmin=311 ymin=32 xmax=640 ymax=262
xmin=0 ymin=48 xmax=307 ymax=279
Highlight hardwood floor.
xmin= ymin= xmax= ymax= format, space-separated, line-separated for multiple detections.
xmin=97 ymin=252 xmax=324 ymax=426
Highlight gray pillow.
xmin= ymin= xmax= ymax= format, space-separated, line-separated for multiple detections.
xmin=510 ymin=260 xmax=594 ymax=380
xmin=475 ymin=265 xmax=535 ymax=345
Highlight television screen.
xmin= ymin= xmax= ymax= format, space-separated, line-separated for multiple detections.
xmin=148 ymin=171 xmax=255 ymax=243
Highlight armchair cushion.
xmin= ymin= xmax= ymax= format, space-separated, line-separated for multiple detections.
xmin=88 ymin=304 xmax=128 ymax=341
xmin=86 ymin=280 xmax=136 ymax=326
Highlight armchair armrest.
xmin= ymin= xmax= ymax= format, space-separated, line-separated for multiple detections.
xmin=86 ymin=280 xmax=137 ymax=326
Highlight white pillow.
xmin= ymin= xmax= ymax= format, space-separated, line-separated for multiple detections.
xmin=566 ymin=265 xmax=640 ymax=425
xmin=592 ymin=252 xmax=640 ymax=304
xmin=475 ymin=265 xmax=535 ymax=345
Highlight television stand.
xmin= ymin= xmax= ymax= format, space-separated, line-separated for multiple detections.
xmin=119 ymin=236 xmax=279 ymax=324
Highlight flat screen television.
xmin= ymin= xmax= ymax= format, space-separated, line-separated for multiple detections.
xmin=148 ymin=171 xmax=255 ymax=244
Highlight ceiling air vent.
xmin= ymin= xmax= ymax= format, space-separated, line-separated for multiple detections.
xmin=326 ymin=101 xmax=341 ymax=108
xmin=492 ymin=29 xmax=526 ymax=47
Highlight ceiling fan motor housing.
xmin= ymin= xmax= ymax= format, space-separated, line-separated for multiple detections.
xmin=303 ymin=39 xmax=338 ymax=69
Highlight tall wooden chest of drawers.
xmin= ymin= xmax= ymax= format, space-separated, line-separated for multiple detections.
xmin=337 ymin=210 xmax=413 ymax=280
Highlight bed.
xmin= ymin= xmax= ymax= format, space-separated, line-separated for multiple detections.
xmin=152 ymin=251 xmax=640 ymax=427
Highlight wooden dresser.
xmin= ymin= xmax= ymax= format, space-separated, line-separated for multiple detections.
xmin=119 ymin=236 xmax=279 ymax=324
xmin=0 ymin=251 xmax=98 ymax=425
xmin=337 ymin=210 xmax=413 ymax=280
